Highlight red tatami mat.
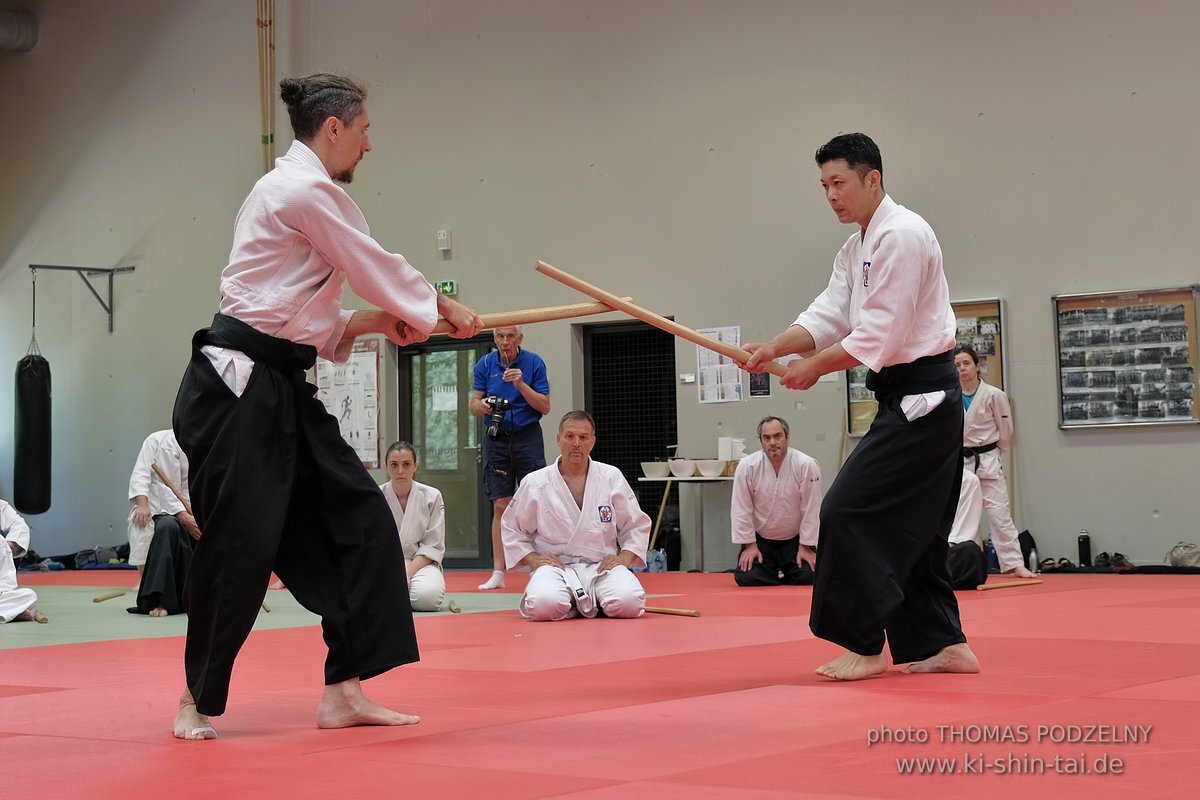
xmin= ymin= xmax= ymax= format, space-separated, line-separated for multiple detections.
xmin=2 ymin=572 xmax=1198 ymax=799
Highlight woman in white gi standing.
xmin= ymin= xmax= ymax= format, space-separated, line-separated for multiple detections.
xmin=380 ymin=442 xmax=447 ymax=612
xmin=955 ymin=346 xmax=1035 ymax=579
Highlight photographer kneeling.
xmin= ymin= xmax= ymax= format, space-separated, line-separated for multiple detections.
xmin=470 ymin=326 xmax=551 ymax=590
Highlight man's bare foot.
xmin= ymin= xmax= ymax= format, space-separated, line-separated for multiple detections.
xmin=1003 ymin=565 xmax=1037 ymax=579
xmin=13 ymin=608 xmax=48 ymax=624
xmin=816 ymin=651 xmax=889 ymax=681
xmin=173 ymin=689 xmax=217 ymax=740
xmin=902 ymin=643 xmax=981 ymax=674
xmin=149 ymin=607 xmax=168 ymax=617
xmin=316 ymin=678 xmax=420 ymax=729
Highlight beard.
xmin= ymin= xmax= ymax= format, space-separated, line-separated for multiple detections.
xmin=331 ymin=167 xmax=355 ymax=184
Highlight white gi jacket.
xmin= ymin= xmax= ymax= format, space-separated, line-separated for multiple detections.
xmin=794 ymin=195 xmax=956 ymax=371
xmin=217 ymin=139 xmax=438 ymax=364
xmin=963 ymin=381 xmax=1013 ymax=481
xmin=730 ymin=449 xmax=822 ymax=547
xmin=128 ymin=430 xmax=189 ymax=516
xmin=0 ymin=500 xmax=31 ymax=557
xmin=501 ymin=458 xmax=650 ymax=570
xmin=379 ymin=480 xmax=446 ymax=567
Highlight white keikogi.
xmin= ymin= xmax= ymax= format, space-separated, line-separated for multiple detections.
xmin=501 ymin=458 xmax=650 ymax=620
xmin=202 ymin=139 xmax=440 ymax=394
xmin=0 ymin=499 xmax=31 ymax=558
xmin=380 ymin=480 xmax=446 ymax=612
xmin=795 ymin=195 xmax=956 ymax=374
xmin=963 ymin=379 xmax=1022 ymax=571
xmin=946 ymin=470 xmax=984 ymax=547
xmin=963 ymin=380 xmax=1013 ymax=479
xmin=730 ymin=449 xmax=822 ymax=547
xmin=0 ymin=500 xmax=37 ymax=622
xmin=127 ymin=430 xmax=189 ymax=567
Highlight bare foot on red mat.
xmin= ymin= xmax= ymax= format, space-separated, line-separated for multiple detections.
xmin=902 ymin=643 xmax=981 ymax=675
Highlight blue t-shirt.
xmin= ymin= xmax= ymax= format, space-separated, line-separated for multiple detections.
xmin=472 ymin=348 xmax=550 ymax=433
xmin=962 ymin=391 xmax=976 ymax=412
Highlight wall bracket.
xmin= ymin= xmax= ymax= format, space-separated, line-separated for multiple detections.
xmin=29 ymin=264 xmax=136 ymax=333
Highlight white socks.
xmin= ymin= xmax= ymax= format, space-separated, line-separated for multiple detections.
xmin=478 ymin=570 xmax=505 ymax=590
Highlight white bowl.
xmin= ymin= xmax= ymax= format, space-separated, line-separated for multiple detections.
xmin=640 ymin=461 xmax=670 ymax=478
xmin=696 ymin=459 xmax=727 ymax=478
xmin=667 ymin=458 xmax=697 ymax=478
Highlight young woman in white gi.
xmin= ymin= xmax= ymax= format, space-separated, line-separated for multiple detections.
xmin=955 ymin=346 xmax=1035 ymax=579
xmin=501 ymin=410 xmax=649 ymax=621
xmin=380 ymin=442 xmax=447 ymax=612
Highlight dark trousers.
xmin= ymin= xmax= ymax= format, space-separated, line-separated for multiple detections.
xmin=482 ymin=423 xmax=546 ymax=501
xmin=734 ymin=534 xmax=813 ymax=586
xmin=946 ymin=541 xmax=988 ymax=590
xmin=128 ymin=515 xmax=195 ymax=615
xmin=173 ymin=315 xmax=417 ymax=716
xmin=809 ymin=351 xmax=967 ymax=664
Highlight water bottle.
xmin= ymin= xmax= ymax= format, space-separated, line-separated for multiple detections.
xmin=1078 ymin=530 xmax=1091 ymax=567
xmin=1029 ymin=546 xmax=1039 ymax=574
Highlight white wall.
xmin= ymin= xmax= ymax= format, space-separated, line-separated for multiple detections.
xmin=1 ymin=0 xmax=1196 ymax=564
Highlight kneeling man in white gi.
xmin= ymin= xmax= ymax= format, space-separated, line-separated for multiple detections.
xmin=501 ymin=410 xmax=649 ymax=621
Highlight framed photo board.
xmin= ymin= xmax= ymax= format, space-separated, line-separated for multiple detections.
xmin=1054 ymin=286 xmax=1198 ymax=429
xmin=846 ymin=298 xmax=1007 ymax=436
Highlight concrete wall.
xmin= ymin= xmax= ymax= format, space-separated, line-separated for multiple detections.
xmin=2 ymin=0 xmax=1196 ymax=564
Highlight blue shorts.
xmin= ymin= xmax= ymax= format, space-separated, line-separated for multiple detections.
xmin=483 ymin=424 xmax=547 ymax=501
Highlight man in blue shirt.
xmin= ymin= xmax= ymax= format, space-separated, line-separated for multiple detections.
xmin=470 ymin=326 xmax=551 ymax=589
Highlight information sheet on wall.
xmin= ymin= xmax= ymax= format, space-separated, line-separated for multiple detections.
xmin=314 ymin=338 xmax=381 ymax=467
xmin=696 ymin=326 xmax=744 ymax=403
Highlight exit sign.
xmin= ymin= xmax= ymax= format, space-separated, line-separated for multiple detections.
xmin=435 ymin=280 xmax=457 ymax=296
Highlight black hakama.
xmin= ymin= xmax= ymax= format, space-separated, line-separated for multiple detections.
xmin=172 ymin=314 xmax=416 ymax=716
xmin=808 ymin=351 xmax=967 ymax=664
xmin=733 ymin=534 xmax=814 ymax=586
xmin=128 ymin=514 xmax=195 ymax=615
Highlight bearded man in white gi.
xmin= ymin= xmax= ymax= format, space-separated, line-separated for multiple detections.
xmin=501 ymin=410 xmax=649 ymax=621
xmin=169 ymin=73 xmax=482 ymax=741
xmin=1 ymin=499 xmax=45 ymax=623
xmin=744 ymin=132 xmax=979 ymax=681
xmin=731 ymin=416 xmax=822 ymax=587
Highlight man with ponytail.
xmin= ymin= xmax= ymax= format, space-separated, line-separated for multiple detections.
xmin=171 ymin=73 xmax=482 ymax=740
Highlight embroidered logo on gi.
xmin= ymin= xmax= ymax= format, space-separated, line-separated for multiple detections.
xmin=598 ymin=505 xmax=613 ymax=523
xmin=862 ymin=260 xmax=872 ymax=288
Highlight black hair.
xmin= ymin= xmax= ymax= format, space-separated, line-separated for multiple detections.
xmin=815 ymin=132 xmax=883 ymax=180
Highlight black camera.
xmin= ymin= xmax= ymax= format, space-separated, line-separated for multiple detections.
xmin=484 ymin=395 xmax=512 ymax=438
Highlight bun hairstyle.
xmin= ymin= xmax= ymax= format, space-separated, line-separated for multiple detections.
xmin=279 ymin=73 xmax=367 ymax=142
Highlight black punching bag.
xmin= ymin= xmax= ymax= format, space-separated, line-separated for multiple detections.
xmin=14 ymin=353 xmax=52 ymax=513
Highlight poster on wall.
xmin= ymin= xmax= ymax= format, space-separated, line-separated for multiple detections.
xmin=1054 ymin=286 xmax=1198 ymax=429
xmin=696 ymin=325 xmax=744 ymax=403
xmin=314 ymin=338 xmax=382 ymax=467
xmin=846 ymin=298 xmax=1007 ymax=436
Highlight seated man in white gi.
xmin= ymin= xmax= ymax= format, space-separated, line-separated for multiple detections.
xmin=731 ymin=416 xmax=822 ymax=586
xmin=945 ymin=470 xmax=988 ymax=590
xmin=1 ymin=498 xmax=46 ymax=623
xmin=126 ymin=430 xmax=200 ymax=615
xmin=501 ymin=410 xmax=649 ymax=621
